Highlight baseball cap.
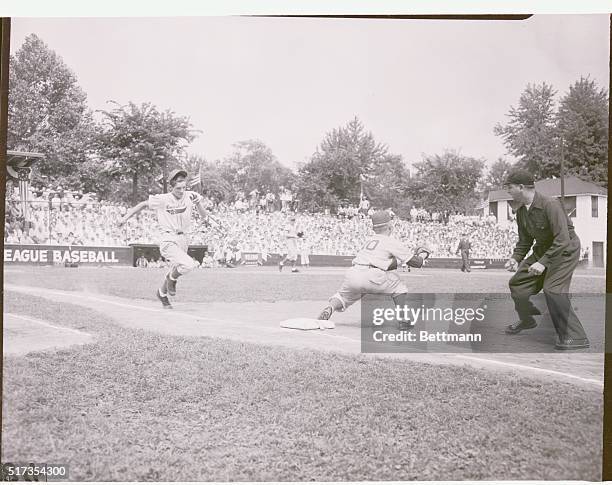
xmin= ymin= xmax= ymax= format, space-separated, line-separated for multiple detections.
xmin=168 ymin=169 xmax=188 ymax=184
xmin=371 ymin=210 xmax=392 ymax=228
xmin=504 ymin=168 xmax=535 ymax=187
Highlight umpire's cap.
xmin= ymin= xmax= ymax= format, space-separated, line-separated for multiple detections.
xmin=168 ymin=168 xmax=188 ymax=184
xmin=504 ymin=168 xmax=535 ymax=187
xmin=371 ymin=210 xmax=392 ymax=228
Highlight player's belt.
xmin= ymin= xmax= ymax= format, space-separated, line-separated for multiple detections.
xmin=163 ymin=230 xmax=184 ymax=235
xmin=353 ymin=263 xmax=384 ymax=270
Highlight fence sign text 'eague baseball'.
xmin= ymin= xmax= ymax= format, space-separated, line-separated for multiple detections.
xmin=4 ymin=245 xmax=133 ymax=265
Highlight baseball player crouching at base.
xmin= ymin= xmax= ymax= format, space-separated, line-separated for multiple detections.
xmin=119 ymin=169 xmax=210 ymax=309
xmin=317 ymin=210 xmax=415 ymax=326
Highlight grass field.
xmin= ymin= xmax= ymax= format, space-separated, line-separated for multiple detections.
xmin=2 ymin=266 xmax=605 ymax=480
xmin=4 ymin=265 xmax=605 ymax=302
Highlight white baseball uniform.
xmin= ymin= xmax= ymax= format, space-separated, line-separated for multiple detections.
xmin=331 ymin=233 xmax=413 ymax=310
xmin=148 ymin=191 xmax=202 ymax=274
xmin=284 ymin=224 xmax=299 ymax=260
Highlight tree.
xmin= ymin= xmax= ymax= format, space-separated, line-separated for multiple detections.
xmin=219 ymin=140 xmax=295 ymax=195
xmin=494 ymin=82 xmax=559 ymax=178
xmin=180 ymin=154 xmax=233 ymax=202
xmin=557 ymin=77 xmax=608 ymax=186
xmin=480 ymin=157 xmax=514 ymax=198
xmin=408 ymin=150 xmax=485 ymax=213
xmin=293 ymin=163 xmax=339 ymax=212
xmin=362 ymin=154 xmax=413 ymax=216
xmin=96 ymin=101 xmax=196 ymax=203
xmin=8 ymin=34 xmax=98 ymax=188
xmin=296 ymin=117 xmax=408 ymax=211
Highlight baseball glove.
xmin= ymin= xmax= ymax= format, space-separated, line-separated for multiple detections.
xmin=297 ymin=231 xmax=304 ymax=238
xmin=407 ymin=246 xmax=432 ymax=268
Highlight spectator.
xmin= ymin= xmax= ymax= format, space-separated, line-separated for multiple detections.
xmin=265 ymin=192 xmax=275 ymax=213
xmin=5 ymin=192 xmax=519 ymax=259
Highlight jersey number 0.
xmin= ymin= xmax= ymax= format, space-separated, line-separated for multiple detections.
xmin=364 ymin=240 xmax=379 ymax=251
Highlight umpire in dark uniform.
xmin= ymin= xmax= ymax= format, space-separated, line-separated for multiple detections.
xmin=503 ymin=169 xmax=589 ymax=350
xmin=456 ymin=233 xmax=471 ymax=272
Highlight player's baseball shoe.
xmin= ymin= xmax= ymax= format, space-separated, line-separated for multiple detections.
xmin=554 ymin=337 xmax=590 ymax=350
xmin=398 ymin=320 xmax=413 ymax=331
xmin=157 ymin=289 xmax=173 ymax=309
xmin=166 ymin=276 xmax=177 ymax=296
xmin=291 ymin=268 xmax=299 ymax=273
xmin=505 ymin=320 xmax=536 ymax=334
xmin=318 ymin=306 xmax=333 ymax=320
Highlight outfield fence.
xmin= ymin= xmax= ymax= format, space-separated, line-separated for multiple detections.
xmin=5 ymin=243 xmax=584 ymax=269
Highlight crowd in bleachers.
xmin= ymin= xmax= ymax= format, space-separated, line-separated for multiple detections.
xmin=5 ymin=183 xmax=520 ymax=259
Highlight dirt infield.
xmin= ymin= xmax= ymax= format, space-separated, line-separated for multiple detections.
xmin=3 ymin=312 xmax=93 ymax=355
xmin=5 ymin=283 xmax=603 ymax=387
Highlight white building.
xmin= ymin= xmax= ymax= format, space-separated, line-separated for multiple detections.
xmin=486 ymin=177 xmax=607 ymax=268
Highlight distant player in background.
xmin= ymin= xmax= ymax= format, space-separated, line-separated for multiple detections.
xmin=317 ymin=210 xmax=414 ymax=325
xmin=119 ymin=169 xmax=210 ymax=309
xmin=455 ymin=232 xmax=471 ymax=272
xmin=299 ymin=234 xmax=310 ymax=268
xmin=279 ymin=215 xmax=300 ymax=273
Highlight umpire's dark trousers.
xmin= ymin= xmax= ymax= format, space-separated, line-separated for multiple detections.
xmin=460 ymin=250 xmax=470 ymax=272
xmin=508 ymin=237 xmax=588 ymax=340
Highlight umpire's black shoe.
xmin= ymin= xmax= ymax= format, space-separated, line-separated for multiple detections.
xmin=505 ymin=320 xmax=537 ymax=334
xmin=555 ymin=338 xmax=590 ymax=350
xmin=157 ymin=289 xmax=173 ymax=309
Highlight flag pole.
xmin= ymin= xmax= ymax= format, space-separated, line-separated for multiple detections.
xmin=360 ymin=175 xmax=363 ymax=201
xmin=560 ymin=136 xmax=566 ymax=212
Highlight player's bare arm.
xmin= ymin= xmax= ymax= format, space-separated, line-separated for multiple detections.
xmin=195 ymin=199 xmax=210 ymax=220
xmin=118 ymin=200 xmax=150 ymax=226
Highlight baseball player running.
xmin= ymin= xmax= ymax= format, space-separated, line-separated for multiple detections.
xmin=279 ymin=215 xmax=300 ymax=273
xmin=118 ymin=169 xmax=210 ymax=309
xmin=317 ymin=210 xmax=414 ymax=325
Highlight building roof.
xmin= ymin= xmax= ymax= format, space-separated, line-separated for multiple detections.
xmin=488 ymin=176 xmax=607 ymax=202
xmin=6 ymin=150 xmax=44 ymax=166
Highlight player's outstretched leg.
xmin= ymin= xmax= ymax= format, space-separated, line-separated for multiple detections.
xmin=318 ymin=297 xmax=343 ymax=320
xmin=156 ymin=247 xmax=198 ymax=308
xmin=392 ymin=293 xmax=415 ymax=330
xmin=165 ymin=267 xmax=181 ymax=296
xmin=157 ymin=288 xmax=173 ymax=309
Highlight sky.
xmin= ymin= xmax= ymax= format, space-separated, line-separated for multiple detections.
xmin=9 ymin=15 xmax=610 ymax=170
